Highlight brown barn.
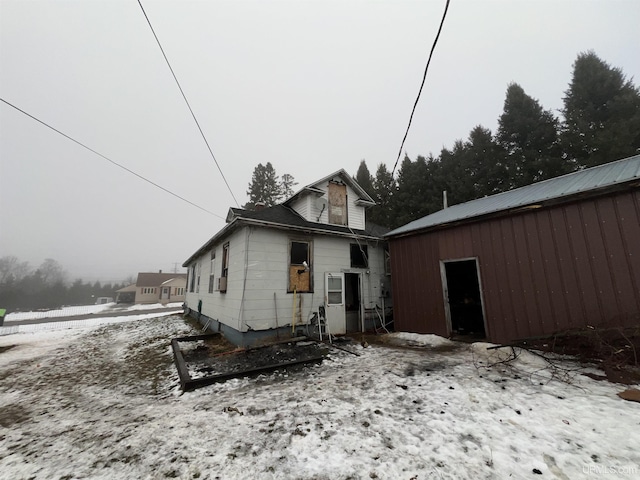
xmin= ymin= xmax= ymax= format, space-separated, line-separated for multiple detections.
xmin=386 ymin=155 xmax=640 ymax=344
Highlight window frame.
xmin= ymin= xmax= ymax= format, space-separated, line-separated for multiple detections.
xmin=219 ymin=243 xmax=229 ymax=293
xmin=189 ymin=264 xmax=196 ymax=293
xmin=350 ymin=243 xmax=369 ymax=268
xmin=287 ymin=239 xmax=313 ymax=293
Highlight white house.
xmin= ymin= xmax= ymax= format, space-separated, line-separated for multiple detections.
xmin=134 ymin=272 xmax=187 ymax=305
xmin=183 ymin=170 xmax=392 ymax=346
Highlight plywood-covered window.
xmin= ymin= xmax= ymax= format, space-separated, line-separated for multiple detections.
xmin=289 ymin=240 xmax=312 ymax=292
xmin=328 ymin=181 xmax=348 ymax=225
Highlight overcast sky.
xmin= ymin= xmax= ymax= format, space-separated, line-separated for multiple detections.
xmin=1 ymin=0 xmax=639 ymax=283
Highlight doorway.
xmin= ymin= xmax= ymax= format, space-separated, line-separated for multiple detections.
xmin=344 ymin=273 xmax=361 ymax=333
xmin=441 ymin=259 xmax=486 ymax=338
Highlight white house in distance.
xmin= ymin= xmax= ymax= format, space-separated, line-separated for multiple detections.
xmin=133 ymin=272 xmax=187 ymax=305
xmin=183 ymin=170 xmax=392 ymax=346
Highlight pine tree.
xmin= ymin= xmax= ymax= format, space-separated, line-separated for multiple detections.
xmin=280 ymin=173 xmax=298 ymax=200
xmin=497 ymin=83 xmax=566 ymax=188
xmin=368 ymin=163 xmax=396 ymax=228
xmin=561 ymin=51 xmax=640 ymax=168
xmin=391 ymin=155 xmax=442 ymax=228
xmin=465 ymin=125 xmax=509 ymax=197
xmin=244 ymin=162 xmax=282 ymax=209
xmin=354 ymin=160 xmax=375 ymax=198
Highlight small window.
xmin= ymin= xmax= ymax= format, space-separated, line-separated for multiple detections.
xmin=350 ymin=244 xmax=368 ymax=268
xmin=189 ymin=264 xmax=196 ymax=292
xmin=221 ymin=243 xmax=229 ymax=278
xmin=384 ymin=244 xmax=391 ymax=275
xmin=196 ymin=263 xmax=201 ymax=294
xmin=327 ymin=275 xmax=343 ymax=305
xmin=219 ymin=243 xmax=229 ymax=293
xmin=208 ymin=274 xmax=215 ymax=294
xmin=289 ymin=240 xmax=312 ymax=293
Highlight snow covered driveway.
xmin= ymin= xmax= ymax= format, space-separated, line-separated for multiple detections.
xmin=0 ymin=316 xmax=638 ymax=479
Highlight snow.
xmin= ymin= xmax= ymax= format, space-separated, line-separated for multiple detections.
xmin=1 ymin=315 xmax=639 ymax=479
xmin=4 ymin=303 xmax=114 ymax=321
xmin=4 ymin=302 xmax=184 ymax=322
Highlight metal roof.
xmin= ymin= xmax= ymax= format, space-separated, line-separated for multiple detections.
xmin=387 ymin=154 xmax=640 ymax=238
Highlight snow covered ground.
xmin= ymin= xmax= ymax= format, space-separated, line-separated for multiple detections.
xmin=0 ymin=315 xmax=639 ymax=479
xmin=5 ymin=302 xmax=184 ymax=322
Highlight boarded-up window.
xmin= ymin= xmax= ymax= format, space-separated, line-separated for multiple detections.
xmin=289 ymin=240 xmax=312 ymax=292
xmin=328 ymin=182 xmax=347 ymax=225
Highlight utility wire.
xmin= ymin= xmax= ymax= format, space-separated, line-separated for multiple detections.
xmin=137 ymin=0 xmax=240 ymax=207
xmin=0 ymin=97 xmax=226 ymax=220
xmin=391 ymin=0 xmax=451 ymax=178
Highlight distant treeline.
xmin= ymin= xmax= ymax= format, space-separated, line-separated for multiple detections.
xmin=354 ymin=51 xmax=640 ymax=229
xmin=0 ymin=256 xmax=131 ymax=312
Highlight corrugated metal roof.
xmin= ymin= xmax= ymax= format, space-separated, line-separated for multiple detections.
xmin=387 ymin=154 xmax=640 ymax=237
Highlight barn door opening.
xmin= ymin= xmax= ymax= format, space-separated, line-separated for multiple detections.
xmin=441 ymin=258 xmax=486 ymax=338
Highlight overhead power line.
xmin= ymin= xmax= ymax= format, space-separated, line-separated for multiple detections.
xmin=137 ymin=0 xmax=240 ymax=207
xmin=0 ymin=97 xmax=225 ymax=220
xmin=391 ymin=0 xmax=451 ymax=177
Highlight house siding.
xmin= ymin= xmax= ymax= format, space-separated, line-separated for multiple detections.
xmin=389 ymin=189 xmax=640 ymax=344
xmin=289 ymin=196 xmax=310 ymax=221
xmin=187 ymin=225 xmax=389 ymax=338
xmin=347 ymin=188 xmax=365 ymax=230
xmin=291 ymin=180 xmax=366 ymax=229
xmin=185 ymin=228 xmax=247 ymax=332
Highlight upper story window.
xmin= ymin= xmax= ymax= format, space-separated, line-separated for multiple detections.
xmin=328 ymin=181 xmax=347 ymax=226
xmin=289 ymin=240 xmax=312 ymax=293
xmin=350 ymin=243 xmax=368 ymax=268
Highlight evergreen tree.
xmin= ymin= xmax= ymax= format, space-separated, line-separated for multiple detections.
xmin=561 ymin=51 xmax=640 ymax=168
xmin=368 ymin=163 xmax=396 ymax=228
xmin=244 ymin=162 xmax=282 ymax=209
xmin=465 ymin=125 xmax=509 ymax=197
xmin=497 ymin=83 xmax=566 ymax=188
xmin=391 ymin=155 xmax=442 ymax=228
xmin=354 ymin=160 xmax=375 ymax=198
xmin=280 ymin=173 xmax=298 ymax=200
xmin=439 ymin=140 xmax=476 ymax=205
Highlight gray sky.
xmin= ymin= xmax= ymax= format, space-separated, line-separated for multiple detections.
xmin=1 ymin=0 xmax=639 ymax=283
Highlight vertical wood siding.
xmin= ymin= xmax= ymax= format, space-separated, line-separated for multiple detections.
xmin=389 ymin=190 xmax=640 ymax=344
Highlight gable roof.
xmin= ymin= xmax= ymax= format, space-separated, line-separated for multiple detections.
xmin=116 ymin=284 xmax=137 ymax=293
xmin=387 ymin=154 xmax=640 ymax=238
xmin=136 ymin=272 xmax=187 ymax=287
xmin=284 ymin=168 xmax=376 ymax=207
xmin=183 ymin=204 xmax=389 ymax=267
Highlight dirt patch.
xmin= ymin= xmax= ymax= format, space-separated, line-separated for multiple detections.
xmin=181 ymin=338 xmax=329 ymax=378
xmin=520 ymin=326 xmax=640 ymax=385
xmin=0 ymin=403 xmax=31 ymax=428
